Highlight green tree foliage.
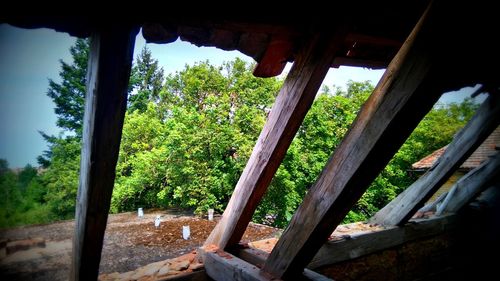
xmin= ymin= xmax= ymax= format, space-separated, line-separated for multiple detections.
xmin=254 ymin=81 xmax=372 ymax=226
xmin=128 ymin=46 xmax=165 ymax=112
xmin=5 ymin=37 xmax=479 ymax=230
xmin=0 ymin=160 xmax=54 ymax=228
xmin=112 ymin=59 xmax=281 ymax=214
xmin=46 ymin=39 xmax=89 ymax=137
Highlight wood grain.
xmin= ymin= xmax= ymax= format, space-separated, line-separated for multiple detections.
xmin=70 ymin=26 xmax=138 ymax=281
xmin=263 ymin=4 xmax=443 ymax=278
xmin=205 ymin=30 xmax=346 ymax=250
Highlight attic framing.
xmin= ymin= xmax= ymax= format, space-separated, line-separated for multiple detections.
xmin=4 ymin=0 xmax=500 ymax=280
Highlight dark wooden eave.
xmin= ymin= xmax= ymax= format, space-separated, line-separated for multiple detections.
xmin=1 ymin=2 xmax=429 ymax=77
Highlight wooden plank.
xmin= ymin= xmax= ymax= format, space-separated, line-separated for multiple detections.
xmin=235 ymin=247 xmax=332 ymax=281
xmin=436 ymin=153 xmax=500 ymax=215
xmin=70 ymin=26 xmax=138 ymax=281
xmin=263 ymin=4 xmax=443 ymax=278
xmin=309 ymin=215 xmax=457 ymax=269
xmin=345 ymin=33 xmax=402 ymax=47
xmin=157 ymin=270 xmax=209 ymax=281
xmin=413 ymin=190 xmax=448 ymax=218
xmin=203 ymin=250 xmax=276 ymax=281
xmin=205 ymin=30 xmax=346 ymax=249
xmin=238 ymin=216 xmax=457 ymax=270
xmin=331 ymin=56 xmax=387 ymax=69
xmin=253 ymin=36 xmax=294 ymax=78
xmin=371 ymin=94 xmax=500 ymax=226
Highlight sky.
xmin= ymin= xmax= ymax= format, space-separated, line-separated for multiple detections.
xmin=0 ymin=24 xmax=481 ymax=168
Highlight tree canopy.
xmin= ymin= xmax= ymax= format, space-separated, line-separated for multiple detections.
xmin=0 ymin=39 xmax=480 ymax=228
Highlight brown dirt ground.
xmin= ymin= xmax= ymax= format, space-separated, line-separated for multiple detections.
xmin=0 ymin=209 xmax=280 ymax=281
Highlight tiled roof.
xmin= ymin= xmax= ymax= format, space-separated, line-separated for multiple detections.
xmin=412 ymin=126 xmax=500 ymax=170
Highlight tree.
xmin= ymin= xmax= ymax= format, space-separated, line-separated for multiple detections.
xmin=128 ymin=46 xmax=164 ymax=112
xmin=112 ymin=59 xmax=282 ymax=214
xmin=46 ymin=38 xmax=89 ymax=137
xmin=33 ymin=39 xmax=90 ymax=220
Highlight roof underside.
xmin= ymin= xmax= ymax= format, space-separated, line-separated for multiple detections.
xmin=2 ymin=2 xmax=429 ymax=74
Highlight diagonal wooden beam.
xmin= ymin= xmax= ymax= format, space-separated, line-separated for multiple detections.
xmin=205 ymin=29 xmax=347 ymax=249
xmin=436 ymin=152 xmax=500 ymax=215
xmin=262 ymin=3 xmax=445 ymax=278
xmin=70 ymin=26 xmax=138 ymax=281
xmin=371 ymin=94 xmax=500 ymax=226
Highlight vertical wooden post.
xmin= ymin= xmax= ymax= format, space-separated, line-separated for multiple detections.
xmin=204 ymin=30 xmax=346 ymax=250
xmin=70 ymin=25 xmax=138 ymax=281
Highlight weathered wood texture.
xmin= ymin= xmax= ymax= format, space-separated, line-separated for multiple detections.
xmin=371 ymin=94 xmax=500 ymax=226
xmin=413 ymin=190 xmax=448 ymax=218
xmin=205 ymin=30 xmax=346 ymax=249
xmin=204 ymin=250 xmax=276 ymax=281
xmin=157 ymin=270 xmax=209 ymax=281
xmin=70 ymin=26 xmax=138 ymax=281
xmin=253 ymin=36 xmax=294 ymax=77
xmin=235 ymin=247 xmax=332 ymax=281
xmin=436 ymin=153 xmax=500 ymax=215
xmin=263 ymin=4 xmax=445 ymax=278
xmin=309 ymin=215 xmax=457 ymax=269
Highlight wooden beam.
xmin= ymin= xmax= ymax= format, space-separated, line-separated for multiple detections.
xmin=331 ymin=56 xmax=387 ymax=69
xmin=345 ymin=33 xmax=402 ymax=47
xmin=204 ymin=30 xmax=346 ymax=249
xmin=235 ymin=247 xmax=332 ymax=281
xmin=309 ymin=215 xmax=457 ymax=269
xmin=436 ymin=153 xmax=500 ymax=215
xmin=263 ymin=4 xmax=444 ymax=278
xmin=413 ymin=190 xmax=448 ymax=218
xmin=70 ymin=26 xmax=138 ymax=281
xmin=370 ymin=94 xmax=500 ymax=226
xmin=237 ymin=216 xmax=457 ymax=271
xmin=253 ymin=36 xmax=294 ymax=78
xmin=203 ymin=250 xmax=276 ymax=281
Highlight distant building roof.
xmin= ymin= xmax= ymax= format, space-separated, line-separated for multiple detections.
xmin=412 ymin=126 xmax=500 ymax=171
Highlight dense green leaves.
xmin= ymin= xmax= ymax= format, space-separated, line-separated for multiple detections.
xmin=112 ymin=59 xmax=281 ymax=215
xmin=2 ymin=40 xmax=479 ymax=229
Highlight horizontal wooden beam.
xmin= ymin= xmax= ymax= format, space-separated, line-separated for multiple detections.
xmin=263 ymin=3 xmax=442 ymax=278
xmin=331 ymin=56 xmax=387 ymax=69
xmin=203 ymin=249 xmax=276 ymax=281
xmin=71 ymin=26 xmax=139 ymax=281
xmin=370 ymin=94 xmax=500 ymax=226
xmin=436 ymin=153 xmax=500 ymax=215
xmin=309 ymin=215 xmax=457 ymax=269
xmin=345 ymin=33 xmax=402 ymax=47
xmin=235 ymin=247 xmax=332 ymax=281
xmin=204 ymin=30 xmax=346 ymax=250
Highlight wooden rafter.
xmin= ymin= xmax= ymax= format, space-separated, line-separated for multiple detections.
xmin=371 ymin=94 xmax=500 ymax=226
xmin=436 ymin=152 xmax=500 ymax=215
xmin=204 ymin=29 xmax=347 ymax=250
xmin=262 ymin=3 xmax=444 ymax=278
xmin=70 ymin=26 xmax=138 ymax=281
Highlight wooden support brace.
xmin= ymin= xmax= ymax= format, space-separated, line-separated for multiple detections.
xmin=205 ymin=29 xmax=346 ymax=250
xmin=203 ymin=249 xmax=277 ymax=281
xmin=262 ymin=3 xmax=445 ymax=278
xmin=370 ymin=94 xmax=500 ymax=226
xmin=70 ymin=25 xmax=138 ymax=281
xmin=235 ymin=247 xmax=332 ymax=281
xmin=436 ymin=152 xmax=500 ymax=215
xmin=253 ymin=36 xmax=294 ymax=78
